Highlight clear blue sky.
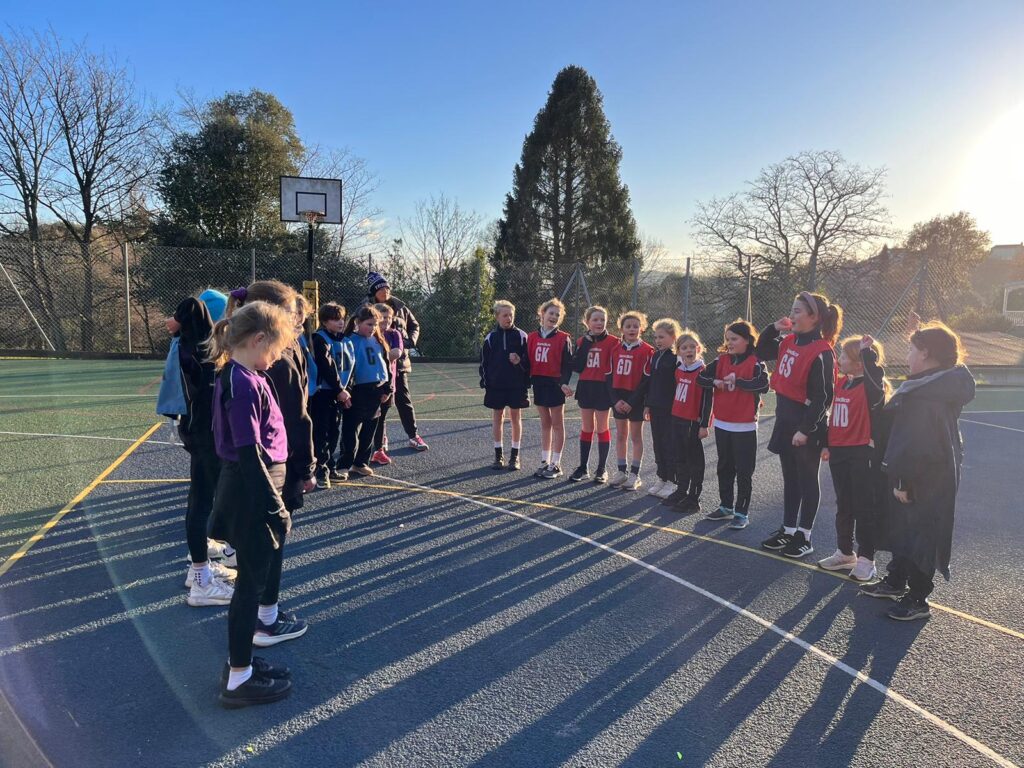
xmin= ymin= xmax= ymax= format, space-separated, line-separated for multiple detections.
xmin=8 ymin=0 xmax=1023 ymax=254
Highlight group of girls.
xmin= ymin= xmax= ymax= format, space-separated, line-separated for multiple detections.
xmin=482 ymin=291 xmax=976 ymax=621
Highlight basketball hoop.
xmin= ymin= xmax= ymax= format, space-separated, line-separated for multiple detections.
xmin=298 ymin=209 xmax=325 ymax=227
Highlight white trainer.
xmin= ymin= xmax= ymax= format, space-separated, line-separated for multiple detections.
xmin=608 ymin=470 xmax=629 ymax=487
xmin=647 ymin=479 xmax=666 ymax=497
xmin=184 ymin=561 xmax=238 ymax=589
xmin=187 ymin=575 xmax=234 ymax=607
xmin=622 ymin=472 xmax=642 ymax=491
xmin=656 ymin=482 xmax=678 ymax=499
xmin=849 ymin=557 xmax=877 ymax=582
xmin=816 ymin=549 xmax=857 ymax=571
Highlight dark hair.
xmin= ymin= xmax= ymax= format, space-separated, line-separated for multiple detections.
xmin=318 ymin=302 xmax=346 ymax=324
xmin=797 ymin=291 xmax=843 ymax=345
xmin=344 ymin=305 xmax=389 ymax=352
xmin=910 ymin=322 xmax=964 ymax=368
xmin=718 ymin=319 xmax=758 ymax=353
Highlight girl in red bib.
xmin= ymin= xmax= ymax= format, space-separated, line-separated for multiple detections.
xmin=570 ymin=306 xmax=619 ymax=483
xmin=527 ymin=298 xmax=575 ymax=478
xmin=661 ymin=330 xmax=713 ymax=512
xmin=755 ymin=292 xmax=841 ymax=559
xmin=607 ymin=310 xmax=655 ymax=491
xmin=818 ymin=335 xmax=888 ymax=581
xmin=697 ymin=320 xmax=769 ymax=530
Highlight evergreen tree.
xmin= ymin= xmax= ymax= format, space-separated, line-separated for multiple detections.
xmin=494 ymin=66 xmax=640 ymax=266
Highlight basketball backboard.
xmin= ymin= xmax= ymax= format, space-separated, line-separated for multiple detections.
xmin=279 ymin=176 xmax=343 ymax=224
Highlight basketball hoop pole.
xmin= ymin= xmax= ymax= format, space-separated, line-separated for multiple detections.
xmin=306 ymin=220 xmax=315 ymax=280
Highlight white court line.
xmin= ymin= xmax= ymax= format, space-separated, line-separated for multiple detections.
xmin=960 ymin=419 xmax=1024 ymax=434
xmin=0 ymin=430 xmax=177 ymax=446
xmin=379 ymin=476 xmax=1020 ymax=768
xmin=0 ymin=393 xmax=154 ymax=398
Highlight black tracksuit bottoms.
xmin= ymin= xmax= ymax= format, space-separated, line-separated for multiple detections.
xmin=672 ymin=418 xmax=705 ymax=500
xmin=648 ymin=406 xmax=674 ymax=482
xmin=715 ymin=428 xmax=757 ymax=515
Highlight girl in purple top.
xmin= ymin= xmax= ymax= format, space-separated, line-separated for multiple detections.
xmin=207 ymin=300 xmax=297 ymax=709
xmin=371 ymin=302 xmax=405 ymax=466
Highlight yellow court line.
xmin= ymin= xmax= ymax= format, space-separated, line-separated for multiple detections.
xmin=0 ymin=422 xmax=163 ymax=580
xmin=332 ymin=481 xmax=1024 ymax=643
xmin=100 ymin=479 xmax=189 ymax=484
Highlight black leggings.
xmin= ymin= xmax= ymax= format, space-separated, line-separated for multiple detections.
xmin=373 ymin=402 xmax=392 ymax=451
xmin=340 ymin=385 xmax=383 ymax=469
xmin=394 ymin=369 xmax=418 ymax=439
xmin=779 ymin=442 xmax=823 ymax=530
xmin=185 ymin=442 xmax=220 ymax=563
xmin=715 ymin=428 xmax=757 ymax=515
xmin=672 ymin=418 xmax=705 ymax=499
xmin=828 ymin=453 xmax=875 ymax=557
xmin=649 ymin=407 xmax=675 ymax=482
xmin=310 ymin=390 xmax=341 ymax=471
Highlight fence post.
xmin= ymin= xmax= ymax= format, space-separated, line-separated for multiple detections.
xmin=746 ymin=252 xmax=753 ymax=321
xmin=250 ymin=248 xmax=256 ymax=283
xmin=474 ymin=256 xmax=482 ymax=356
xmin=916 ymin=256 xmax=929 ymax=316
xmin=631 ymin=257 xmax=640 ymax=308
xmin=122 ymin=242 xmax=132 ymax=354
xmin=682 ymin=255 xmax=692 ymax=327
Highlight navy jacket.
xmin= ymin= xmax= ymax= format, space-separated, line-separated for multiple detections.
xmin=479 ymin=325 xmax=530 ymax=390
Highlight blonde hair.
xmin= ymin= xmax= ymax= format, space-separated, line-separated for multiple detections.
xmin=582 ymin=305 xmax=608 ymax=327
xmin=493 ymin=299 xmax=515 ymax=314
xmin=674 ymin=328 xmax=704 ymax=355
xmin=652 ymin=318 xmax=682 ymax=338
xmin=207 ymin=301 xmax=293 ymax=368
xmin=840 ymin=335 xmax=892 ymax=396
xmin=617 ymin=310 xmax=649 ymax=333
xmin=537 ymin=297 xmax=565 ymax=318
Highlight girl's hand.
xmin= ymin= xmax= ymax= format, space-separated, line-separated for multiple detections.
xmin=713 ymin=379 xmax=726 ymax=390
xmin=615 ymin=400 xmax=631 ymax=414
xmin=860 ymin=334 xmax=875 ymax=350
xmin=820 ymin=448 xmax=830 ymax=462
xmin=894 ymin=488 xmax=911 ymax=504
xmin=165 ymin=316 xmax=181 ymax=335
xmin=337 ymin=390 xmax=351 ymax=404
xmin=388 ymin=348 xmax=402 ymax=361
xmin=724 ymin=372 xmax=737 ymax=390
xmin=644 ymin=407 xmax=651 ymax=420
xmin=302 ymin=477 xmax=317 ymax=493
xmin=698 ymin=427 xmax=709 ymax=440
xmin=560 ymin=384 xmax=573 ymax=396
xmin=509 ymin=352 xmax=521 ymax=365
xmin=380 ymin=394 xmax=389 ymax=403
xmin=792 ymin=431 xmax=808 ymax=447
xmin=775 ymin=317 xmax=793 ymax=332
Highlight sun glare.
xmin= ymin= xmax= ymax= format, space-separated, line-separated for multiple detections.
xmin=957 ymin=102 xmax=1024 ymax=244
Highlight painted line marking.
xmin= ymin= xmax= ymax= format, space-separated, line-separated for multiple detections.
xmin=960 ymin=418 xmax=1024 ymax=434
xmin=0 ymin=430 xmax=177 ymax=445
xmin=0 ymin=394 xmax=155 ymax=398
xmin=328 ymin=481 xmax=1024 ymax=643
xmin=0 ymin=422 xmax=162 ymax=581
xmin=372 ymin=476 xmax=1020 ymax=768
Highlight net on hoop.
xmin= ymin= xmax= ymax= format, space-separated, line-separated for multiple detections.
xmin=298 ymin=209 xmax=326 ymax=226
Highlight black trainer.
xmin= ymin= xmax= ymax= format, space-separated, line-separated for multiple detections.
xmin=533 ymin=462 xmax=549 ymax=478
xmin=219 ymin=671 xmax=292 ymax=709
xmin=569 ymin=466 xmax=589 ymax=482
xmin=594 ymin=468 xmax=609 ymax=484
xmin=761 ymin=527 xmax=792 ymax=551
xmin=491 ymin=449 xmax=505 ymax=470
xmin=221 ymin=656 xmax=291 ymax=684
xmin=541 ymin=464 xmax=563 ymax=479
xmin=782 ymin=530 xmax=813 ymax=559
xmin=253 ymin=611 xmax=308 ymax=647
xmin=662 ymin=489 xmax=689 ymax=507
xmin=859 ymin=580 xmax=908 ymax=601
xmin=507 ymin=449 xmax=521 ymax=470
xmin=887 ymin=595 xmax=931 ymax=621
xmin=672 ymin=496 xmax=698 ymax=514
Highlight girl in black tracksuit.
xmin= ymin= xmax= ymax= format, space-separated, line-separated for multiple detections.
xmin=637 ymin=318 xmax=682 ymax=498
xmin=480 ymin=300 xmax=531 ymax=470
xmin=755 ymin=292 xmax=841 ymax=560
xmin=310 ymin=302 xmax=349 ymax=484
xmin=818 ymin=335 xmax=888 ymax=581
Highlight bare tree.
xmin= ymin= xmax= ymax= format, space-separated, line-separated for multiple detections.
xmin=399 ymin=193 xmax=484 ymax=292
xmin=692 ymin=150 xmax=891 ymax=291
xmin=300 ymin=145 xmax=383 ymax=260
xmin=39 ymin=36 xmax=161 ymax=350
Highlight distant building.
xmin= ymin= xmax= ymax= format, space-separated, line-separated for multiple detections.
xmin=989 ymin=243 xmax=1024 ymax=262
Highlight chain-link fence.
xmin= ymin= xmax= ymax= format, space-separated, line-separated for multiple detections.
xmin=2 ymin=238 xmax=1022 ymax=366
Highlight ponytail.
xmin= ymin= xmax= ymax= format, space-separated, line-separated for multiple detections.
xmin=797 ymin=292 xmax=843 ymax=345
xmin=205 ymin=301 xmax=292 ymax=369
xmin=207 ymin=317 xmax=232 ymax=368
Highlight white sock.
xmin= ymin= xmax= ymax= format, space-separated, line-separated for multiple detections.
xmin=511 ymin=440 xmax=521 ymax=450
xmin=258 ymin=603 xmax=278 ymax=626
xmin=784 ymin=526 xmax=797 ymax=535
xmin=798 ymin=527 xmax=812 ymax=538
xmin=541 ymin=450 xmax=551 ymax=464
xmin=191 ymin=563 xmax=211 ymax=588
xmin=226 ymin=665 xmax=253 ymax=691
xmin=550 ymin=451 xmax=561 ymax=467
xmin=494 ymin=441 xmax=503 ymax=450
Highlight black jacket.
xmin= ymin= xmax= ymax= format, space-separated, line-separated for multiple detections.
xmin=173 ymin=297 xmax=216 ymax=451
xmin=311 ymin=328 xmax=345 ymax=394
xmin=267 ymin=342 xmax=316 ymax=510
xmin=631 ymin=347 xmax=676 ymax=411
xmin=882 ymin=365 xmax=975 ymax=579
xmin=362 ymin=295 xmax=419 ymax=372
xmin=479 ymin=325 xmax=530 ymax=390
